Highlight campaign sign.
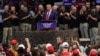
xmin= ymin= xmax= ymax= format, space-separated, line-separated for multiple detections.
xmin=37 ymin=21 xmax=57 ymax=29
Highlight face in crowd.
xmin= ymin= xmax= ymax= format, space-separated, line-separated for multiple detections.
xmin=81 ymin=6 xmax=87 ymax=11
xmin=56 ymin=37 xmax=62 ymax=44
xmin=38 ymin=5 xmax=44 ymax=11
xmin=85 ymin=2 xmax=90 ymax=8
xmin=20 ymin=4 xmax=25 ymax=10
xmin=91 ymin=8 xmax=96 ymax=13
xmin=4 ymin=5 xmax=9 ymax=12
xmin=11 ymin=6 xmax=16 ymax=12
xmin=96 ymin=5 xmax=100 ymax=11
xmin=71 ymin=7 xmax=77 ymax=13
xmin=52 ymin=5 xmax=58 ymax=11
xmin=23 ymin=6 xmax=28 ymax=12
xmin=60 ymin=5 xmax=65 ymax=12
xmin=70 ymin=5 xmax=75 ymax=10
xmin=46 ymin=4 xmax=52 ymax=11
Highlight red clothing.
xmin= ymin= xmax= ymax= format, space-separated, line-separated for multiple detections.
xmin=6 ymin=50 xmax=14 ymax=56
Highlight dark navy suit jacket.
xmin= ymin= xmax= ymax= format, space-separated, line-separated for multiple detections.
xmin=42 ymin=10 xmax=57 ymax=21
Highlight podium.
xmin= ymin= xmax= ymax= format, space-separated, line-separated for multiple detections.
xmin=37 ymin=20 xmax=57 ymax=30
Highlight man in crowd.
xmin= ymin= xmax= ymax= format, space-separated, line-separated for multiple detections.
xmin=79 ymin=5 xmax=89 ymax=38
xmin=19 ymin=0 xmax=27 ymax=7
xmin=55 ymin=36 xmax=63 ymax=52
xmin=42 ymin=4 xmax=57 ymax=21
xmin=10 ymin=6 xmax=19 ymax=32
xmin=19 ymin=5 xmax=31 ymax=32
xmin=69 ymin=6 xmax=78 ymax=31
xmin=85 ymin=2 xmax=91 ymax=12
xmin=34 ymin=4 xmax=44 ymax=30
xmin=88 ymin=7 xmax=99 ymax=45
xmin=96 ymin=5 xmax=100 ymax=35
xmin=2 ymin=5 xmax=12 ymax=43
xmin=58 ymin=5 xmax=70 ymax=30
xmin=52 ymin=5 xmax=58 ymax=13
xmin=61 ymin=42 xmax=70 ymax=56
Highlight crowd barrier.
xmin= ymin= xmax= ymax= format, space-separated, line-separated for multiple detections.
xmin=13 ymin=30 xmax=79 ymax=47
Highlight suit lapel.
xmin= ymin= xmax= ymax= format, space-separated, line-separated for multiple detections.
xmin=49 ymin=11 xmax=52 ymax=20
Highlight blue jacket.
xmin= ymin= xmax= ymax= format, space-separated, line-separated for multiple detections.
xmin=42 ymin=10 xmax=57 ymax=21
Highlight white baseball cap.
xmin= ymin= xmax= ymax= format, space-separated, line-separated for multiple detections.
xmin=18 ymin=44 xmax=25 ymax=49
xmin=46 ymin=43 xmax=52 ymax=48
xmin=61 ymin=42 xmax=69 ymax=48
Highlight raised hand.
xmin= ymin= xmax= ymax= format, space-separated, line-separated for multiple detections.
xmin=25 ymin=38 xmax=29 ymax=42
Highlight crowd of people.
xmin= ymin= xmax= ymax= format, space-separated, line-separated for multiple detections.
xmin=0 ymin=37 xmax=100 ymax=56
xmin=0 ymin=0 xmax=100 ymax=56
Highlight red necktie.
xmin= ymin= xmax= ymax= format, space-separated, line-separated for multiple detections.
xmin=46 ymin=12 xmax=49 ymax=20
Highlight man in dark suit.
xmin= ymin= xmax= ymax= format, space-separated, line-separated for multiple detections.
xmin=42 ymin=4 xmax=57 ymax=21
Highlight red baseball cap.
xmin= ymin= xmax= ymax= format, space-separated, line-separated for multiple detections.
xmin=10 ymin=39 xmax=18 ymax=45
xmin=47 ymin=46 xmax=54 ymax=54
xmin=90 ymin=49 xmax=97 ymax=56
